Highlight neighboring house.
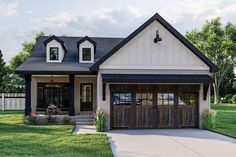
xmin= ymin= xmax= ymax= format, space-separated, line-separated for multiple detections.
xmin=16 ymin=13 xmax=218 ymax=130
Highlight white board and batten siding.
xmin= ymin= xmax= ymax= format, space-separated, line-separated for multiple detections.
xmin=100 ymin=20 xmax=210 ymax=73
xmin=97 ymin=20 xmax=212 ymax=130
xmin=0 ymin=93 xmax=25 ymax=111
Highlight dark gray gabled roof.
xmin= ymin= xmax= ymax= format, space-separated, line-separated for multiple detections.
xmin=91 ymin=13 xmax=218 ymax=72
xmin=16 ymin=36 xmax=124 ymax=74
xmin=102 ymin=74 xmax=213 ymax=83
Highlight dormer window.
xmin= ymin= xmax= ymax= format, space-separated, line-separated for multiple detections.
xmin=77 ymin=36 xmax=96 ymax=63
xmin=82 ymin=48 xmax=91 ymax=61
xmin=44 ymin=35 xmax=67 ymax=63
xmin=50 ymin=47 xmax=59 ymax=60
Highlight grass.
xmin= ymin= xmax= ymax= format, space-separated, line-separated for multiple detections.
xmin=211 ymin=103 xmax=236 ymax=138
xmin=0 ymin=111 xmax=113 ymax=157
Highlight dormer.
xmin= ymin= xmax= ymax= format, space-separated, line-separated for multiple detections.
xmin=44 ymin=35 xmax=67 ymax=63
xmin=77 ymin=36 xmax=96 ymax=63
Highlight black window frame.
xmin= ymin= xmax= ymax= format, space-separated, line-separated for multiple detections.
xmin=82 ymin=48 xmax=92 ymax=61
xmin=37 ymin=83 xmax=70 ymax=110
xmin=49 ymin=47 xmax=59 ymax=61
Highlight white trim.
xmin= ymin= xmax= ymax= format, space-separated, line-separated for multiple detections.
xmin=79 ymin=40 xmax=94 ymax=63
xmin=46 ymin=39 xmax=65 ymax=63
xmin=100 ymin=65 xmax=209 ymax=70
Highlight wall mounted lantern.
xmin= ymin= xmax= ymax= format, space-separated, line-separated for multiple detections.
xmin=154 ymin=30 xmax=162 ymax=43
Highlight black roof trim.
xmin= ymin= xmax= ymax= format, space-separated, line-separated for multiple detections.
xmin=102 ymin=74 xmax=213 ymax=83
xmin=15 ymin=70 xmax=97 ymax=75
xmin=44 ymin=35 xmax=67 ymax=52
xmin=91 ymin=13 xmax=218 ymax=72
xmin=77 ymin=36 xmax=97 ymax=51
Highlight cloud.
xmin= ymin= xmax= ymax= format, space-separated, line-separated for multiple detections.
xmin=28 ymin=6 xmax=147 ymax=37
xmin=0 ymin=1 xmax=18 ymax=17
xmin=0 ymin=26 xmax=20 ymax=63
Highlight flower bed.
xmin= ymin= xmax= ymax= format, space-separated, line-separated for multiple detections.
xmin=24 ymin=113 xmax=76 ymax=125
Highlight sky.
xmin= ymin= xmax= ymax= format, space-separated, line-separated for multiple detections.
xmin=0 ymin=0 xmax=236 ymax=63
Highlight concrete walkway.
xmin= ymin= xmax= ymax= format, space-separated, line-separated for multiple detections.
xmin=106 ymin=129 xmax=236 ymax=157
xmin=73 ymin=125 xmax=96 ymax=134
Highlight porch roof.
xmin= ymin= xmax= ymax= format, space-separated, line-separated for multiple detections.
xmin=101 ymin=74 xmax=213 ymax=83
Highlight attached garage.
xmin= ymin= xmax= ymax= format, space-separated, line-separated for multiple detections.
xmin=102 ymin=74 xmax=212 ymax=129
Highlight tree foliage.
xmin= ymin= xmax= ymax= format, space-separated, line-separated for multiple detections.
xmin=2 ymin=32 xmax=44 ymax=93
xmin=186 ymin=17 xmax=236 ymax=104
xmin=0 ymin=50 xmax=6 ymax=92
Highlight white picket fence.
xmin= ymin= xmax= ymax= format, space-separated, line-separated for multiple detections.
xmin=0 ymin=93 xmax=25 ymax=111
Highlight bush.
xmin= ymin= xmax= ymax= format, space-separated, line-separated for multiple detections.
xmin=45 ymin=114 xmax=56 ymax=124
xmin=232 ymin=95 xmax=236 ymax=104
xmin=24 ymin=112 xmax=36 ymax=124
xmin=221 ymin=94 xmax=233 ymax=103
xmin=202 ymin=109 xmax=217 ymax=129
xmin=63 ymin=115 xmax=70 ymax=125
xmin=94 ymin=108 xmax=105 ymax=132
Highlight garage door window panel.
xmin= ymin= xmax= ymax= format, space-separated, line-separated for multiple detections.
xmin=136 ymin=93 xmax=153 ymax=106
xmin=179 ymin=93 xmax=196 ymax=105
xmin=113 ymin=93 xmax=131 ymax=105
xmin=157 ymin=93 xmax=174 ymax=105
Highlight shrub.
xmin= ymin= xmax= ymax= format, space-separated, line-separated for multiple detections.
xmin=63 ymin=115 xmax=70 ymax=125
xmin=45 ymin=114 xmax=56 ymax=124
xmin=24 ymin=112 xmax=37 ymax=124
xmin=222 ymin=94 xmax=233 ymax=103
xmin=94 ymin=108 xmax=105 ymax=132
xmin=202 ymin=108 xmax=217 ymax=129
xmin=232 ymin=95 xmax=236 ymax=104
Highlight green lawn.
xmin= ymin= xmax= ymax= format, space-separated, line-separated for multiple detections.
xmin=211 ymin=103 xmax=236 ymax=138
xmin=0 ymin=111 xmax=113 ymax=157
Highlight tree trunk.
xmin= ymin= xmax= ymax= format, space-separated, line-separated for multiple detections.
xmin=213 ymin=83 xmax=219 ymax=104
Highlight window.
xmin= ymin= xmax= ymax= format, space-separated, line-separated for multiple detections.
xmin=157 ymin=93 xmax=174 ymax=105
xmin=113 ymin=92 xmax=131 ymax=105
xmin=82 ymin=48 xmax=91 ymax=61
xmin=37 ymin=83 xmax=69 ymax=109
xmin=49 ymin=47 xmax=59 ymax=60
xmin=178 ymin=93 xmax=196 ymax=105
xmin=136 ymin=93 xmax=153 ymax=106
xmin=80 ymin=84 xmax=92 ymax=103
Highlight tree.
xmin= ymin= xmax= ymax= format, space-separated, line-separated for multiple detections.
xmin=8 ymin=31 xmax=44 ymax=71
xmin=0 ymin=49 xmax=6 ymax=92
xmin=233 ymin=81 xmax=236 ymax=90
xmin=3 ymin=32 xmax=44 ymax=92
xmin=186 ymin=17 xmax=236 ymax=104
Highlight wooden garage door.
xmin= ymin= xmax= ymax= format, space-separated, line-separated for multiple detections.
xmin=111 ymin=85 xmax=198 ymax=129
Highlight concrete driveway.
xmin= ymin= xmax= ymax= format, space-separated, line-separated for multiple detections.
xmin=106 ymin=129 xmax=236 ymax=157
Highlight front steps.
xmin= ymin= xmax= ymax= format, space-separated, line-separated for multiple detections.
xmin=76 ymin=113 xmax=95 ymax=125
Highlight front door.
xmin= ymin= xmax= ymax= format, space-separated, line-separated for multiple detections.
xmin=80 ymin=83 xmax=93 ymax=111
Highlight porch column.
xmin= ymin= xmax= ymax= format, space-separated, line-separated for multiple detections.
xmin=25 ymin=74 xmax=31 ymax=116
xmin=69 ymin=74 xmax=75 ymax=116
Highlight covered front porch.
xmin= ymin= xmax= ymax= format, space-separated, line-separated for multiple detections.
xmin=24 ymin=74 xmax=97 ymax=116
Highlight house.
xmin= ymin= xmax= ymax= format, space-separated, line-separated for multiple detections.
xmin=16 ymin=13 xmax=218 ymax=130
